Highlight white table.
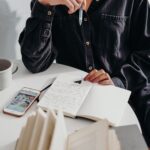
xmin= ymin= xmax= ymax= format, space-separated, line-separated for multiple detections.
xmin=0 ymin=60 xmax=140 ymax=150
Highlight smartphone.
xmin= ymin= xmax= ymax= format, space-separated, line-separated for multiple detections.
xmin=3 ymin=87 xmax=40 ymax=117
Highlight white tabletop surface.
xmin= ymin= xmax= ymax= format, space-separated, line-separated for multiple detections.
xmin=0 ymin=60 xmax=140 ymax=150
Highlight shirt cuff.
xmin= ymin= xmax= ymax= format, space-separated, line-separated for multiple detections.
xmin=112 ymin=77 xmax=125 ymax=89
xmin=31 ymin=1 xmax=55 ymax=21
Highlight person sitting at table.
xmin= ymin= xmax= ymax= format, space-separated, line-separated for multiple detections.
xmin=19 ymin=0 xmax=150 ymax=148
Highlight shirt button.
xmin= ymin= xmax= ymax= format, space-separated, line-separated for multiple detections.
xmin=88 ymin=66 xmax=93 ymax=71
xmin=48 ymin=11 xmax=52 ymax=16
xmin=85 ymin=41 xmax=90 ymax=46
xmin=84 ymin=18 xmax=88 ymax=22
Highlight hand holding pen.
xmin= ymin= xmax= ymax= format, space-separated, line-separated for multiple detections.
xmin=38 ymin=0 xmax=85 ymax=15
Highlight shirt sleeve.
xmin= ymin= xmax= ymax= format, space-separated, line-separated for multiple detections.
xmin=31 ymin=0 xmax=55 ymax=21
xmin=19 ymin=0 xmax=57 ymax=73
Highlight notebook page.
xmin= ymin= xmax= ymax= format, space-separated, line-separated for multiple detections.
xmin=38 ymin=74 xmax=92 ymax=117
xmin=77 ymin=85 xmax=131 ymax=125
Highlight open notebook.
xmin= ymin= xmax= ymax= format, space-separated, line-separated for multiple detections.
xmin=38 ymin=74 xmax=131 ymax=125
xmin=16 ymin=108 xmax=121 ymax=150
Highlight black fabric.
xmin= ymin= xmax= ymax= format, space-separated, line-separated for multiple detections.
xmin=19 ymin=0 xmax=150 ymax=146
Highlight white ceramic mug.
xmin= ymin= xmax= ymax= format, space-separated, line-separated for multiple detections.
xmin=0 ymin=59 xmax=13 ymax=90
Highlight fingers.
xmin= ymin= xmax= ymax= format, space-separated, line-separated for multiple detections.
xmin=84 ymin=69 xmax=114 ymax=86
xmin=82 ymin=0 xmax=86 ymax=10
xmin=62 ymin=0 xmax=75 ymax=14
xmin=62 ymin=0 xmax=83 ymax=14
xmin=40 ymin=0 xmax=84 ymax=13
xmin=98 ymin=73 xmax=114 ymax=85
xmin=99 ymin=79 xmax=114 ymax=85
xmin=69 ymin=0 xmax=81 ymax=13
xmin=84 ymin=69 xmax=106 ymax=82
xmin=92 ymin=73 xmax=108 ymax=83
xmin=88 ymin=69 xmax=106 ymax=82
xmin=99 ymin=75 xmax=114 ymax=85
xmin=76 ymin=0 xmax=83 ymax=3
xmin=84 ymin=69 xmax=98 ymax=81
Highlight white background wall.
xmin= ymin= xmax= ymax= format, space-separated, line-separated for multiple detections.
xmin=0 ymin=0 xmax=150 ymax=60
xmin=0 ymin=0 xmax=31 ymax=60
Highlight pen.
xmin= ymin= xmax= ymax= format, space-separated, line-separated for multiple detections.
xmin=79 ymin=5 xmax=83 ymax=26
xmin=37 ymin=83 xmax=53 ymax=102
xmin=40 ymin=83 xmax=53 ymax=93
xmin=40 ymin=77 xmax=56 ymax=93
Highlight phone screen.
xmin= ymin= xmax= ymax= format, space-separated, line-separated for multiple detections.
xmin=5 ymin=89 xmax=39 ymax=113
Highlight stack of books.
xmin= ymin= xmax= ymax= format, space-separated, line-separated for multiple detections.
xmin=16 ymin=108 xmax=121 ymax=150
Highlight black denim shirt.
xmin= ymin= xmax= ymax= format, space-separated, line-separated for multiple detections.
xmin=19 ymin=0 xmax=150 ymax=145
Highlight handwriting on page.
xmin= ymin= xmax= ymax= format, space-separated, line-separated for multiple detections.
xmin=43 ymin=80 xmax=92 ymax=115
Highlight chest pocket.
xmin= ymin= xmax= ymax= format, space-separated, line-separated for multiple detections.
xmin=94 ymin=13 xmax=130 ymax=60
xmin=92 ymin=13 xmax=130 ymax=72
xmin=97 ymin=13 xmax=129 ymax=50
